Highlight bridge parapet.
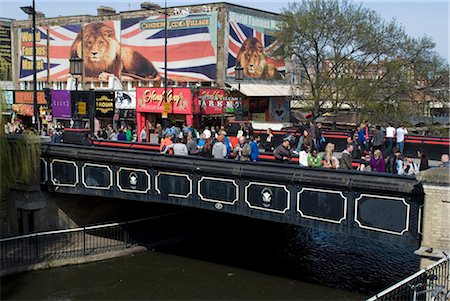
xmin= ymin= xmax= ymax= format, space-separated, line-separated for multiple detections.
xmin=415 ymin=168 xmax=450 ymax=266
xmin=40 ymin=143 xmax=424 ymax=248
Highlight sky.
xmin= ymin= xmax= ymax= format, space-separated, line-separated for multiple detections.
xmin=1 ymin=0 xmax=448 ymax=62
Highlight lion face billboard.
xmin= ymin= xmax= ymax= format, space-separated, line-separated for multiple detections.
xmin=227 ymin=11 xmax=285 ymax=80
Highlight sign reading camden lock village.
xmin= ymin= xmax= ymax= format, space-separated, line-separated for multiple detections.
xmin=95 ymin=92 xmax=115 ymax=118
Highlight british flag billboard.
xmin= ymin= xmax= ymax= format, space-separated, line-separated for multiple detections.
xmin=48 ymin=24 xmax=82 ymax=81
xmin=121 ymin=11 xmax=218 ymax=82
xmin=227 ymin=11 xmax=285 ymax=80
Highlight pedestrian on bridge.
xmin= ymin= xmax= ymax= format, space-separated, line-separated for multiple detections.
xmin=234 ymin=136 xmax=251 ymax=161
xmin=274 ymin=139 xmax=291 ymax=163
xmin=370 ymin=149 xmax=385 ymax=173
xmin=212 ymin=134 xmax=227 ymax=159
xmin=339 ymin=144 xmax=354 ymax=170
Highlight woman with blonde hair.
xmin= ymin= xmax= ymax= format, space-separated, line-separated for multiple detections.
xmin=323 ymin=143 xmax=339 ymax=169
xmin=370 ymin=149 xmax=385 ymax=172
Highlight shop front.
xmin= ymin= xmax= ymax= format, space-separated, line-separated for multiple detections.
xmin=136 ymin=87 xmax=197 ymax=138
xmin=227 ymin=84 xmax=292 ymax=128
xmin=13 ymin=91 xmax=47 ymax=128
xmin=136 ymin=87 xmax=234 ymax=141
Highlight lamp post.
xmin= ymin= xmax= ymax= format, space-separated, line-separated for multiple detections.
xmin=69 ymin=57 xmax=83 ymax=91
xmin=142 ymin=1 xmax=168 ymax=128
xmin=69 ymin=57 xmax=83 ymax=128
xmin=20 ymin=0 xmax=38 ymax=132
xmin=235 ymin=60 xmax=244 ymax=121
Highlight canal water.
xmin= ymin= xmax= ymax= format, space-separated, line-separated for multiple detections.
xmin=1 ymin=206 xmax=420 ymax=300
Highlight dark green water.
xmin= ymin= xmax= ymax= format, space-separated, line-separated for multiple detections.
xmin=1 ymin=205 xmax=420 ymax=300
xmin=1 ymin=251 xmax=363 ymax=300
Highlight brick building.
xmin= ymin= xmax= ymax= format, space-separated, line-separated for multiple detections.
xmin=4 ymin=2 xmax=294 ymax=130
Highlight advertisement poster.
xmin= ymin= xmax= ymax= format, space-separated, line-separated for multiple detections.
xmin=95 ymin=91 xmax=115 ymax=118
xmin=115 ymin=91 xmax=136 ymax=110
xmin=136 ymin=87 xmax=192 ymax=114
xmin=0 ymin=20 xmax=12 ymax=81
xmin=3 ymin=90 xmax=13 ymax=105
xmin=51 ymin=90 xmax=71 ymax=118
xmin=70 ymin=91 xmax=90 ymax=117
xmin=121 ymin=11 xmax=218 ymax=82
xmin=14 ymin=91 xmax=46 ymax=104
xmin=19 ymin=26 xmax=48 ymax=81
xmin=227 ymin=11 xmax=284 ymax=80
xmin=48 ymin=24 xmax=82 ymax=81
xmin=70 ymin=21 xmax=121 ymax=81
xmin=268 ymin=97 xmax=289 ymax=122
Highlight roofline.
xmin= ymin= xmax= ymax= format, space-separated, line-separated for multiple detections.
xmin=13 ymin=1 xmax=280 ymax=23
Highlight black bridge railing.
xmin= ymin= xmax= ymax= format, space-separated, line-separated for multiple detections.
xmin=0 ymin=213 xmax=185 ymax=271
xmin=366 ymin=256 xmax=450 ymax=301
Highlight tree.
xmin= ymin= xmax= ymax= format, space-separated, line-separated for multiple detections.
xmin=276 ymin=0 xmax=445 ymax=126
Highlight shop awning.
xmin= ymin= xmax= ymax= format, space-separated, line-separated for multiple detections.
xmin=227 ymin=83 xmax=295 ymax=97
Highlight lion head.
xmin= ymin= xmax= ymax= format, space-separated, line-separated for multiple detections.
xmin=71 ymin=23 xmax=121 ymax=78
xmin=236 ymin=37 xmax=267 ymax=79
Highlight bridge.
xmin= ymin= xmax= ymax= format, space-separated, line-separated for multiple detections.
xmin=39 ymin=142 xmax=424 ymax=248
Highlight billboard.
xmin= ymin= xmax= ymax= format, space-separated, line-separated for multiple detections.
xmin=227 ymin=11 xmax=285 ymax=80
xmin=19 ymin=26 xmax=48 ymax=81
xmin=51 ymin=90 xmax=71 ymax=118
xmin=121 ymin=11 xmax=217 ymax=82
xmin=115 ymin=91 xmax=136 ymax=110
xmin=0 ymin=20 xmax=12 ymax=81
xmin=95 ymin=91 xmax=115 ymax=118
xmin=48 ymin=25 xmax=82 ymax=81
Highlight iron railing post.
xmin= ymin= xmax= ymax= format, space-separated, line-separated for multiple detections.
xmin=83 ymin=227 xmax=86 ymax=256
xmin=34 ymin=233 xmax=39 ymax=261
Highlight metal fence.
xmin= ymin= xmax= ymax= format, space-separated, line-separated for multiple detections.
xmin=367 ymin=256 xmax=450 ymax=301
xmin=0 ymin=213 xmax=183 ymax=270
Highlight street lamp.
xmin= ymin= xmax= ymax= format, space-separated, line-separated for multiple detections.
xmin=69 ymin=57 xmax=83 ymax=128
xmin=20 ymin=0 xmax=38 ymax=131
xmin=69 ymin=57 xmax=83 ymax=91
xmin=142 ymin=0 xmax=168 ymax=128
xmin=235 ymin=60 xmax=244 ymax=121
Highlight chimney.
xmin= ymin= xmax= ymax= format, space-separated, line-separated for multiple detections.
xmin=97 ymin=6 xmax=116 ymax=16
xmin=140 ymin=2 xmax=161 ymax=10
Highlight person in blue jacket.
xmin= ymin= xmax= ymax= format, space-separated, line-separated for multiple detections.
xmin=250 ymin=136 xmax=261 ymax=162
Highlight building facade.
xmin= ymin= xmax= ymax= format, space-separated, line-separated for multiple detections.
xmin=3 ymin=2 xmax=294 ymax=130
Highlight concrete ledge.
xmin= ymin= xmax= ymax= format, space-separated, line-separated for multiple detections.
xmin=415 ymin=246 xmax=449 ymax=260
xmin=417 ymin=168 xmax=450 ymax=185
xmin=0 ymin=245 xmax=148 ymax=277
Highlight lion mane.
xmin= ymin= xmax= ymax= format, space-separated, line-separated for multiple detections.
xmin=236 ymin=37 xmax=279 ymax=79
xmin=70 ymin=23 xmax=159 ymax=80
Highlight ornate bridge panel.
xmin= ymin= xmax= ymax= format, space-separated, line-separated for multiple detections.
xmin=297 ymin=188 xmax=347 ymax=224
xmin=355 ymin=194 xmax=410 ymax=235
xmin=42 ymin=144 xmax=424 ymax=248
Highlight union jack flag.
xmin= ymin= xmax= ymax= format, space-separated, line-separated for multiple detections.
xmin=48 ymin=25 xmax=82 ymax=81
xmin=121 ymin=13 xmax=217 ymax=82
xmin=227 ymin=19 xmax=284 ymax=78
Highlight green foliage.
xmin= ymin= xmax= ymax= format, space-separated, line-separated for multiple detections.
xmin=277 ymin=0 xmax=448 ymax=125
xmin=0 ymin=92 xmax=41 ymax=194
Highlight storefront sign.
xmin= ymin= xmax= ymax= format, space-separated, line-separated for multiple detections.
xmin=136 ymin=87 xmax=193 ymax=115
xmin=51 ymin=90 xmax=71 ymax=118
xmin=198 ymin=88 xmax=241 ymax=115
xmin=115 ymin=91 xmax=136 ymax=110
xmin=78 ymin=102 xmax=86 ymax=115
xmin=95 ymin=91 xmax=114 ymax=118
xmin=14 ymin=91 xmax=46 ymax=104
xmin=70 ymin=91 xmax=90 ymax=117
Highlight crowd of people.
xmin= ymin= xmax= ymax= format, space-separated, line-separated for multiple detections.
xmin=5 ymin=118 xmax=449 ymax=175
xmin=151 ymin=120 xmax=450 ymax=176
